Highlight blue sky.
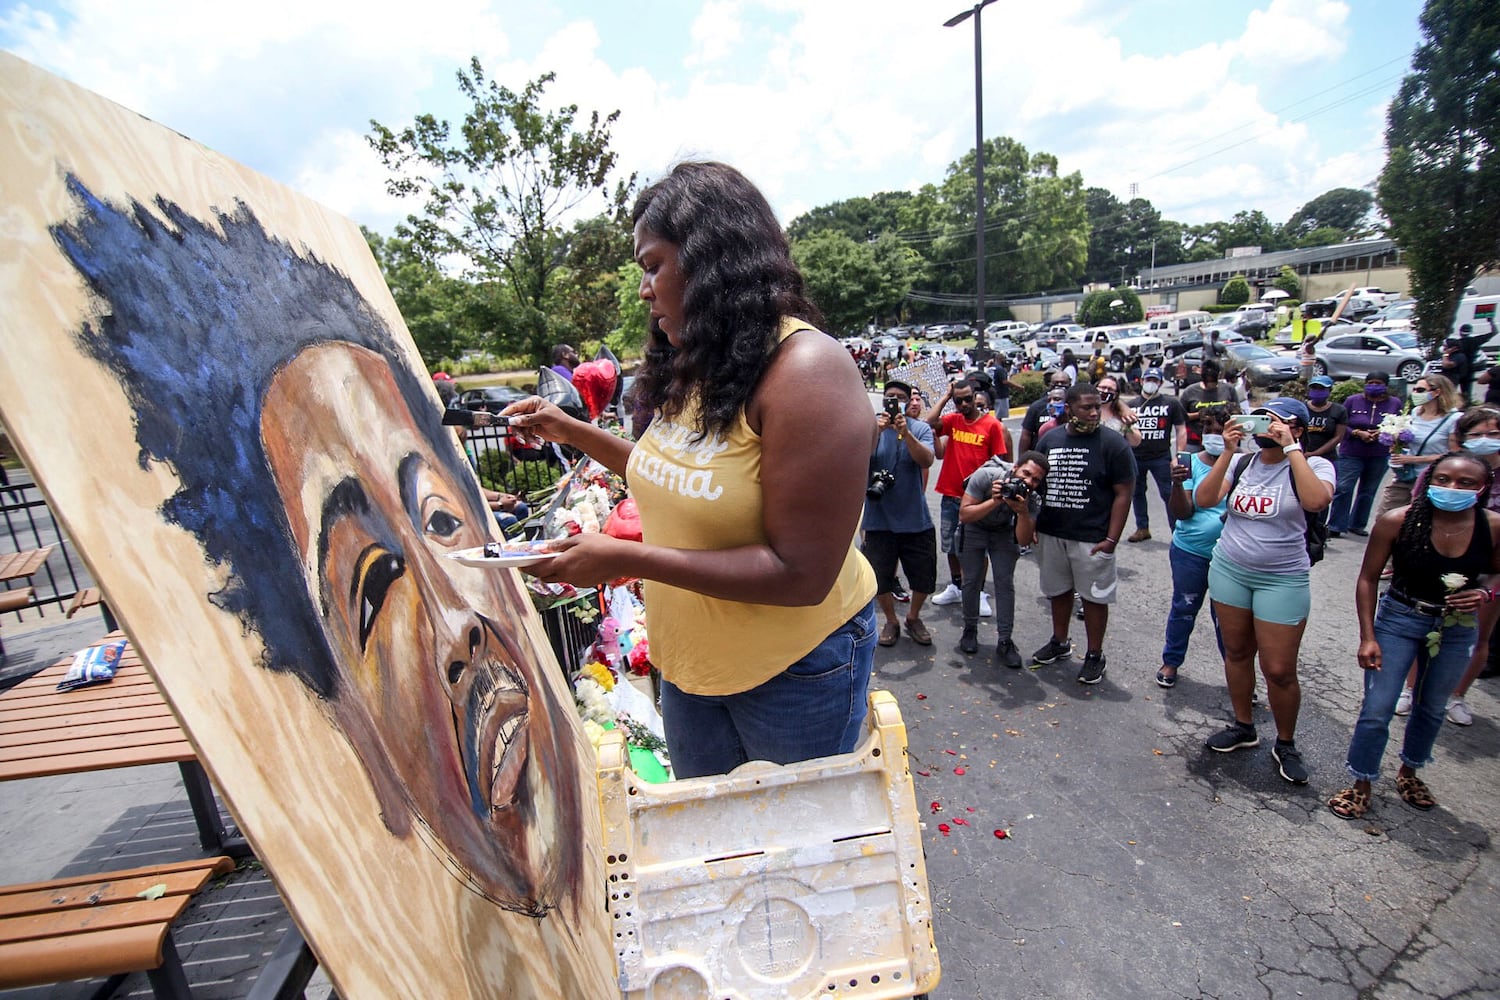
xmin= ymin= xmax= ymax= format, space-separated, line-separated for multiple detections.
xmin=1 ymin=0 xmax=1425 ymax=237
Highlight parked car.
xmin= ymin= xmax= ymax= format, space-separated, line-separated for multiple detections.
xmin=1350 ymin=286 xmax=1396 ymax=307
xmin=987 ymin=337 xmax=1026 ymax=364
xmin=1313 ymin=331 xmax=1427 ymax=381
xmin=1164 ymin=329 xmax=1249 ymax=359
xmin=460 ymin=385 xmax=529 ymax=413
xmin=1176 ymin=343 xmax=1301 ymax=388
xmin=1056 ymin=325 xmax=1165 ymax=368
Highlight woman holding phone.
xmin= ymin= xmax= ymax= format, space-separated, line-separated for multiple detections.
xmin=1194 ymin=399 xmax=1336 ymax=785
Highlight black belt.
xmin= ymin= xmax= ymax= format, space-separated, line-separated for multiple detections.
xmin=1387 ymin=588 xmax=1447 ymax=616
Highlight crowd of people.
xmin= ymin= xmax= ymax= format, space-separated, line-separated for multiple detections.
xmin=862 ymin=354 xmax=1498 ymax=810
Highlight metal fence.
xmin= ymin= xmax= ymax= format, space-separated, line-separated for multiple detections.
xmin=459 ymin=423 xmax=569 ymax=500
xmin=1 ymin=477 xmax=87 ymax=622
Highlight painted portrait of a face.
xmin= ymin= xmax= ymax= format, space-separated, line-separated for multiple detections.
xmin=52 ymin=181 xmax=586 ymax=920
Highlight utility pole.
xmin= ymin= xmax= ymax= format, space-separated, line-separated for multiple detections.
xmin=944 ymin=0 xmax=997 ymax=355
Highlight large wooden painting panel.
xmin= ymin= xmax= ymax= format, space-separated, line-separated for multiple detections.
xmin=0 ymin=53 xmax=613 ymax=998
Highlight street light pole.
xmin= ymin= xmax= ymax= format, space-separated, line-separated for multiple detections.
xmin=944 ymin=0 xmax=997 ymax=355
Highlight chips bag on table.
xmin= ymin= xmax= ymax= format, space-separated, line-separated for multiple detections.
xmin=56 ymin=639 xmax=127 ymax=691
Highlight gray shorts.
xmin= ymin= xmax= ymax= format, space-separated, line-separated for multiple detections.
xmin=1036 ymin=532 xmax=1119 ymax=605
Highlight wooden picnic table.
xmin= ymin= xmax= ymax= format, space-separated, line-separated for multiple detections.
xmin=0 ymin=633 xmax=247 ymax=857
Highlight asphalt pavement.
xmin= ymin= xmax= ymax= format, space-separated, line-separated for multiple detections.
xmin=878 ymin=409 xmax=1500 ymax=999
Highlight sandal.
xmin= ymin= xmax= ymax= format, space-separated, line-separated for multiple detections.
xmin=1327 ymin=786 xmax=1371 ymax=820
xmin=1155 ymin=667 xmax=1177 ymax=689
xmin=878 ymin=621 xmax=900 ymax=647
xmin=903 ymin=617 xmax=932 ymax=646
xmin=1397 ymin=773 xmax=1437 ymax=811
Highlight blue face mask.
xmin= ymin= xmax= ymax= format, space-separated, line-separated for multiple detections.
xmin=1464 ymin=437 xmax=1500 ymax=456
xmin=1428 ymin=485 xmax=1480 ymax=511
xmin=1201 ymin=434 xmax=1226 ymax=456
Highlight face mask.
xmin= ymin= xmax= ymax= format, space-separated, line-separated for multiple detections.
xmin=1068 ymin=417 xmax=1100 ymax=434
xmin=1098 ymin=390 xmax=1116 ymax=404
xmin=1048 ymin=400 xmax=1066 ymax=418
xmin=1408 ymin=389 xmax=1432 ymax=405
xmin=1464 ymin=437 xmax=1500 ymax=456
xmin=1202 ymin=434 xmax=1226 ymax=456
xmin=1427 ymin=485 xmax=1480 ymax=511
xmin=1307 ymin=388 xmax=1331 ymax=404
xmin=1253 ymin=435 xmax=1280 ymax=450
xmin=1365 ymin=384 xmax=1387 ymax=398
xmin=1142 ymin=380 xmax=1161 ymax=395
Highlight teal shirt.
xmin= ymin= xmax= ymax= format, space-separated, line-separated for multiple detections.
xmin=1172 ymin=453 xmax=1228 ymax=559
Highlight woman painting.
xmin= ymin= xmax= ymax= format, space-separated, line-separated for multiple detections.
xmin=1195 ymin=398 xmax=1336 ymax=785
xmin=1328 ymin=452 xmax=1500 ymax=818
xmin=504 ymin=162 xmax=877 ymax=778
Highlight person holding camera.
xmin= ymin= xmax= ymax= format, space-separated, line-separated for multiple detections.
xmin=926 ymin=379 xmax=1010 ymax=609
xmin=863 ymin=379 xmax=938 ymax=646
xmin=958 ymin=450 xmax=1049 ymax=664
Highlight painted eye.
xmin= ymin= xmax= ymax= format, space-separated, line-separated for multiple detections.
xmin=353 ymin=547 xmax=405 ymax=652
xmin=424 ymin=509 xmax=462 ymax=539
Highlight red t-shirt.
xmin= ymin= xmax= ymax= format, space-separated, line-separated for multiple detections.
xmin=935 ymin=411 xmax=1008 ymax=497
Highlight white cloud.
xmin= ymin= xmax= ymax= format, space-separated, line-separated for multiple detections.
xmin=686 ymin=0 xmax=744 ymax=68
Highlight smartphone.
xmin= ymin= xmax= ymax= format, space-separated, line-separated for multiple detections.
xmin=1177 ymin=451 xmax=1193 ymax=469
xmin=1232 ymin=413 xmax=1272 ymax=435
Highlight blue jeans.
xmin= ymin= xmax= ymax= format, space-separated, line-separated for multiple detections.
xmin=1132 ymin=453 xmax=1177 ymax=532
xmin=1345 ymin=595 xmax=1476 ymax=781
xmin=661 ymin=601 xmax=877 ymax=779
xmin=1161 ymin=544 xmax=1224 ymax=668
xmin=1329 ymin=454 xmax=1388 ymax=533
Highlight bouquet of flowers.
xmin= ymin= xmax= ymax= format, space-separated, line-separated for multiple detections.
xmin=1425 ymin=572 xmax=1477 ymax=657
xmin=1378 ymin=412 xmax=1414 ymax=452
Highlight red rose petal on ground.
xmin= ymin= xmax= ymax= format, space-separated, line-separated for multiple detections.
xmin=930 ymin=801 xmax=942 ymax=813
xmin=944 ymin=749 xmax=958 ymax=755
xmin=916 ymin=693 xmax=928 ymax=700
xmin=967 ymin=807 xmax=976 ymax=812
xmin=954 ymin=766 xmax=966 ymax=775
xmin=994 ymin=829 xmax=1010 ymax=839
xmin=916 ymin=770 xmax=931 ymax=777
xmin=938 ymin=823 xmax=951 ymax=836
xmin=953 ymin=817 xmax=968 ymax=826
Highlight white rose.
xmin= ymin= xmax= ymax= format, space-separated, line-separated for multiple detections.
xmin=1441 ymin=573 xmax=1468 ymax=592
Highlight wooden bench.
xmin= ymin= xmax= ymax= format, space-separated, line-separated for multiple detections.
xmin=0 ymin=545 xmax=54 ymax=583
xmin=65 ymin=586 xmax=117 ymax=630
xmin=0 ymin=585 xmax=34 ymax=613
xmin=0 ymin=855 xmax=234 ymax=998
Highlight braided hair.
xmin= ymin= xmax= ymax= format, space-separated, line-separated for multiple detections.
xmin=1395 ymin=451 xmax=1495 ymax=557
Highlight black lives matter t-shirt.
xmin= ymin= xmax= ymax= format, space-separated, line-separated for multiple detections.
xmin=1303 ymin=401 xmax=1347 ymax=455
xmin=1129 ymin=394 xmax=1186 ymax=460
xmin=1034 ymin=426 xmax=1138 ymax=543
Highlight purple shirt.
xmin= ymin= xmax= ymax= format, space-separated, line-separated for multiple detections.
xmin=1337 ymin=392 xmax=1403 ymax=459
xmin=550 ymin=363 xmax=575 ymax=383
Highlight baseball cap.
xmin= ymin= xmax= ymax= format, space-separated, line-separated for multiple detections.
xmin=883 ymin=378 xmax=914 ymax=396
xmin=432 ymin=371 xmax=454 ymax=382
xmin=1309 ymin=374 xmax=1334 ymax=388
xmin=1143 ymin=367 xmax=1163 ymax=381
xmin=1253 ymin=397 xmax=1310 ymax=426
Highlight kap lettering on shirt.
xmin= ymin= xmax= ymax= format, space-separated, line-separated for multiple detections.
xmin=1230 ymin=482 xmax=1285 ymax=520
xmin=630 ymin=419 xmax=727 ymax=500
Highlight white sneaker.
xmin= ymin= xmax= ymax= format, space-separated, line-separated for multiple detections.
xmin=979 ymin=592 xmax=992 ymax=617
xmin=1394 ymin=689 xmax=1413 ymax=716
xmin=931 ymin=583 xmax=962 ymax=606
xmin=1446 ymin=697 xmax=1474 ymax=726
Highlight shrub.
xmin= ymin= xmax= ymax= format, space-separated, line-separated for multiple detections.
xmin=1076 ymin=288 xmax=1143 ymax=328
xmin=1010 ymin=370 xmax=1046 ymax=410
xmin=1204 ymin=304 xmax=1239 ymax=314
xmin=473 ymin=447 xmax=512 ymax=491
xmin=1273 ymin=266 xmax=1302 ymax=299
xmin=1220 ymin=275 xmax=1251 ymax=305
xmin=1330 ymin=378 xmax=1364 ymax=404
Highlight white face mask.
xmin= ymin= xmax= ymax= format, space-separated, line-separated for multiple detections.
xmin=1202 ymin=433 xmax=1226 ymax=456
xmin=1142 ymin=380 xmax=1160 ymax=395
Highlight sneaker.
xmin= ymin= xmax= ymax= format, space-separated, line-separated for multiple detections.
xmin=979 ymin=592 xmax=992 ymax=617
xmin=1031 ymin=637 xmax=1073 ymax=665
xmin=1206 ymin=721 xmax=1259 ymax=753
xmin=1077 ymin=651 xmax=1107 ymax=685
xmin=1018 ymin=544 xmax=1033 ymax=557
xmin=1446 ymin=697 xmax=1474 ymax=726
xmin=891 ymin=582 xmax=910 ymax=603
xmin=1127 ymin=527 xmax=1151 ymax=543
xmin=997 ymin=639 xmax=1022 ymax=669
xmin=931 ymin=583 xmax=962 ymax=606
xmin=1272 ymin=740 xmax=1309 ymax=784
xmin=1394 ymin=689 xmax=1413 ymax=716
xmin=959 ymin=626 xmax=978 ymax=655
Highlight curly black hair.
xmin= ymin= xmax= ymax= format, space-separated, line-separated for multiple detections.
xmin=630 ymin=161 xmax=825 ymax=442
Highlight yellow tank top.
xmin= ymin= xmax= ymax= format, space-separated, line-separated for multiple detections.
xmin=627 ymin=318 xmax=876 ymax=695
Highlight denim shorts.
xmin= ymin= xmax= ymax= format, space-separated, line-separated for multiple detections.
xmin=660 ymin=601 xmax=878 ymax=779
xmin=1207 ymin=552 xmax=1310 ymax=626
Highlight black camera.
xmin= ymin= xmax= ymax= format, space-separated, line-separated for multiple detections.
xmin=997 ymin=475 xmax=1031 ymax=502
xmin=867 ymin=469 xmax=896 ymax=499
xmin=884 ymin=396 xmax=904 ymax=419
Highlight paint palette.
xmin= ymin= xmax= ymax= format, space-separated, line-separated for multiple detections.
xmin=449 ymin=541 xmax=559 ymax=570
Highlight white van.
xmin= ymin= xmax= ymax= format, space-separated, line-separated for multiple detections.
xmin=1453 ymin=294 xmax=1500 ymax=344
xmin=1146 ymin=311 xmax=1212 ymax=342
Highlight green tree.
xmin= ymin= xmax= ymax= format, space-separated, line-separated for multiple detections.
xmin=1294 ymin=225 xmax=1350 ymax=249
xmin=1220 ymin=274 xmax=1251 ymax=305
xmin=548 ymin=213 xmax=633 ymax=346
xmin=791 ymin=230 xmax=914 ymax=334
xmin=607 ymin=261 xmax=650 ymax=356
xmin=1273 ymin=265 xmax=1303 ymax=298
xmin=786 ymin=191 xmax=915 ymax=243
xmin=1283 ymin=187 xmax=1375 ymax=240
xmin=368 ymin=59 xmax=634 ymax=365
xmin=1377 ymin=0 xmax=1500 ymax=347
xmin=364 ymin=225 xmax=484 ymax=365
xmin=1077 ymin=288 xmax=1143 ymax=327
xmin=1083 ymin=189 xmax=1176 ymax=285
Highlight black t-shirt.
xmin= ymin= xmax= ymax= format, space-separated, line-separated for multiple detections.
xmin=1022 ymin=397 xmax=1054 ymax=439
xmin=1486 ymin=366 xmax=1500 ymax=406
xmin=1303 ymin=401 xmax=1347 ymax=455
xmin=1034 ymin=426 xmax=1138 ymax=542
xmin=989 ymin=360 xmax=1012 ymax=402
xmin=1129 ymin=394 xmax=1186 ymax=459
